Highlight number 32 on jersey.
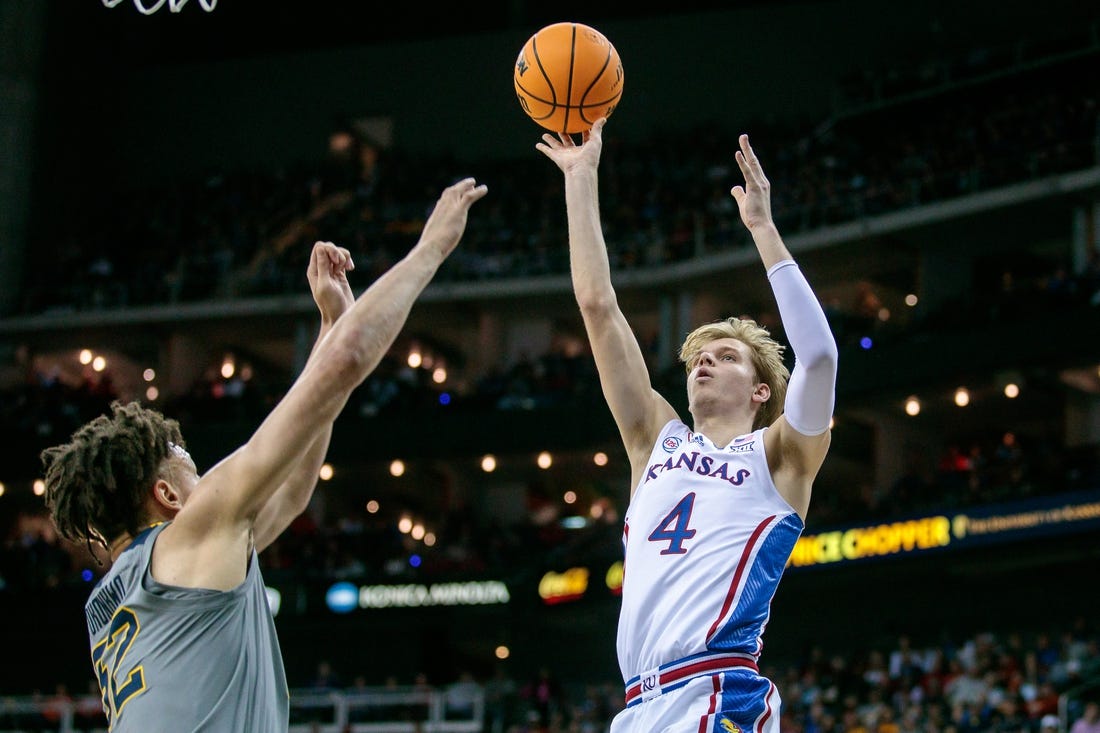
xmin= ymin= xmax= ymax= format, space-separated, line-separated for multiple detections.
xmin=91 ymin=606 xmax=147 ymax=723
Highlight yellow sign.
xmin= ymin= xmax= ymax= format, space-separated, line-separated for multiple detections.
xmin=953 ymin=501 xmax=1100 ymax=537
xmin=788 ymin=516 xmax=951 ymax=567
xmin=606 ymin=561 xmax=623 ymax=594
xmin=538 ymin=567 xmax=589 ymax=604
xmin=789 ymin=495 xmax=1100 ymax=569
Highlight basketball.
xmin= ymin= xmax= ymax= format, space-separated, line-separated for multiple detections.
xmin=514 ymin=22 xmax=624 ymax=134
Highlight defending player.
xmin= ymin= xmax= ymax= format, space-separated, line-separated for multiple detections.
xmin=42 ymin=178 xmax=487 ymax=731
xmin=537 ymin=120 xmax=837 ymax=732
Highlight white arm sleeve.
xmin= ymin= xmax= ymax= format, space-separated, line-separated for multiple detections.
xmin=767 ymin=259 xmax=838 ymax=436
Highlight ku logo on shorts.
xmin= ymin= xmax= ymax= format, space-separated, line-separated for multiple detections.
xmin=719 ymin=719 xmax=742 ymax=733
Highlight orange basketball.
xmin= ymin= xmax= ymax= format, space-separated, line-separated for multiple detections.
xmin=514 ymin=22 xmax=624 ymax=134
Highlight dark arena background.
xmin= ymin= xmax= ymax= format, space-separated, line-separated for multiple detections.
xmin=1 ymin=1 xmax=1100 ymax=731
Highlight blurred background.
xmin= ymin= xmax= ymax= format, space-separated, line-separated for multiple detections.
xmin=1 ymin=1 xmax=1099 ymax=731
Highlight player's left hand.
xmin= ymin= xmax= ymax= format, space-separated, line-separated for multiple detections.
xmin=307 ymin=241 xmax=355 ymax=324
xmin=731 ymin=134 xmax=775 ymax=234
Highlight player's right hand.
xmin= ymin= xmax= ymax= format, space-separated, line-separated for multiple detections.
xmin=419 ymin=178 xmax=488 ymax=257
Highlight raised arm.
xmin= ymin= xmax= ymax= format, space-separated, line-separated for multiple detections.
xmin=536 ymin=119 xmax=676 ymax=479
xmin=157 ymin=178 xmax=487 ymax=587
xmin=732 ymin=135 xmax=838 ymax=518
xmin=252 ymin=242 xmax=355 ymax=552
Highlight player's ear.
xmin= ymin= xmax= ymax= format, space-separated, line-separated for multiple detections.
xmin=752 ymin=382 xmax=771 ymax=404
xmin=152 ymin=479 xmax=182 ymax=512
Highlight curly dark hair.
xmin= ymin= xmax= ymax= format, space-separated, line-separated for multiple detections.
xmin=41 ymin=400 xmax=184 ymax=556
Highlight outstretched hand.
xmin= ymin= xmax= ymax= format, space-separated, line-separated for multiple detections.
xmin=307 ymin=241 xmax=355 ymax=324
xmin=535 ymin=117 xmax=606 ymax=174
xmin=419 ymin=177 xmax=489 ymax=259
xmin=730 ymin=134 xmax=775 ymax=233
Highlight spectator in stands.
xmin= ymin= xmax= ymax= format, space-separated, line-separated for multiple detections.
xmin=444 ymin=670 xmax=481 ymax=720
xmin=484 ymin=665 xmax=518 ymax=733
xmin=310 ymin=660 xmax=343 ymax=692
xmin=1072 ymin=702 xmax=1100 ymax=733
xmin=73 ymin=680 xmax=108 ymax=732
xmin=522 ymin=667 xmax=565 ymax=729
xmin=40 ymin=683 xmax=72 ymax=726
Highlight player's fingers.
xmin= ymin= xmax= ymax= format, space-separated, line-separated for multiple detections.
xmin=442 ymin=178 xmax=467 ymax=197
xmin=319 ymin=241 xmax=341 ymax=268
xmin=734 ymin=150 xmax=753 ymax=181
xmin=309 ymin=241 xmax=326 ymax=276
xmin=331 ymin=248 xmax=347 ymax=270
xmin=337 ymin=247 xmax=354 ymax=271
xmin=465 ymin=183 xmax=489 ymax=203
xmin=438 ymin=179 xmax=468 ymax=204
xmin=731 ymin=186 xmax=745 ymax=204
xmin=738 ymin=136 xmax=757 ymax=176
xmin=742 ymin=134 xmax=765 ymax=176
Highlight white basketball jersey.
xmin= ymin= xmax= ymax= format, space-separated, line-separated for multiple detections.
xmin=616 ymin=420 xmax=804 ymax=683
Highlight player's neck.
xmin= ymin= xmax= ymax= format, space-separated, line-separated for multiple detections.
xmin=108 ymin=534 xmax=134 ymax=563
xmin=691 ymin=414 xmax=754 ymax=449
xmin=107 ymin=521 xmax=166 ymax=562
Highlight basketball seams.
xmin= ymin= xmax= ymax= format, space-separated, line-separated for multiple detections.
xmin=563 ymin=23 xmax=578 ymax=135
xmin=578 ymin=47 xmax=613 ymax=126
xmin=515 ymin=58 xmax=620 ymax=115
xmin=518 ymin=35 xmax=558 ymax=126
xmin=529 ymin=37 xmax=557 ymax=107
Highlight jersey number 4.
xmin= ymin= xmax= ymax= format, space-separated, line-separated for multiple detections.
xmin=647 ymin=492 xmax=697 ymax=554
xmin=91 ymin=606 xmax=147 ymax=724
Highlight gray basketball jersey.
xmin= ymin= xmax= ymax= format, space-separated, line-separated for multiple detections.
xmin=85 ymin=522 xmax=289 ymax=732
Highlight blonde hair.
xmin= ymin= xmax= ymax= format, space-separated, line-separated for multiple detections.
xmin=678 ymin=317 xmax=789 ymax=429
